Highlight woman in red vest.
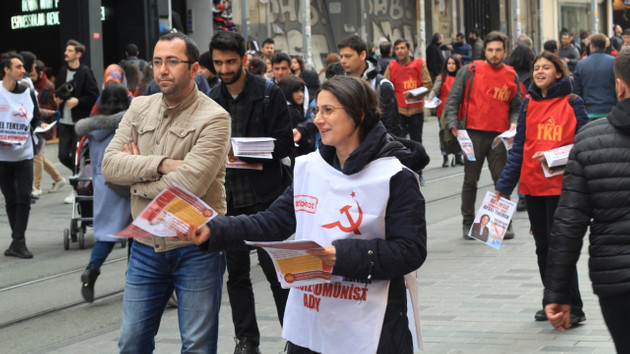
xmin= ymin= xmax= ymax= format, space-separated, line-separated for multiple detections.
xmin=428 ymin=56 xmax=464 ymax=167
xmin=494 ymin=52 xmax=589 ymax=326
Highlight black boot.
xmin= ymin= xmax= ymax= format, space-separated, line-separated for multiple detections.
xmin=81 ymin=265 xmax=100 ymax=303
xmin=442 ymin=154 xmax=449 ymax=168
xmin=455 ymin=152 xmax=464 ymax=166
xmin=234 ymin=337 xmax=261 ymax=354
xmin=4 ymin=242 xmax=33 ymax=259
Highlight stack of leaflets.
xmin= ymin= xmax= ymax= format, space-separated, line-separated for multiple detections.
xmin=541 ymin=144 xmax=573 ymax=177
xmin=491 ymin=129 xmax=516 ymax=150
xmin=403 ymin=87 xmax=428 ymax=104
xmin=231 ymin=137 xmax=275 ymax=159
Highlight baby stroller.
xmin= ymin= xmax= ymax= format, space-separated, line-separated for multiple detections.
xmin=63 ymin=136 xmax=93 ymax=249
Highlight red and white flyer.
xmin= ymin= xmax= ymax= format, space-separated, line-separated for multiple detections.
xmin=244 ymin=240 xmax=332 ymax=289
xmin=114 ymin=183 xmax=217 ymax=238
xmin=467 ymin=191 xmax=516 ymax=249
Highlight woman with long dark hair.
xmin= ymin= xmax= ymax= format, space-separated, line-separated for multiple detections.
xmin=428 ymin=55 xmax=463 ymax=167
xmin=75 ymin=83 xmax=133 ymax=302
xmin=495 ymin=52 xmax=589 ymax=326
xmin=279 ymin=76 xmax=313 ymax=157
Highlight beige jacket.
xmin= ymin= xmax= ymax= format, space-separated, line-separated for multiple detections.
xmin=102 ymin=87 xmax=231 ymax=252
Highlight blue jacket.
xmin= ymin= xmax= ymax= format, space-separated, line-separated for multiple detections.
xmin=451 ymin=42 xmax=472 ymax=64
xmin=573 ymin=51 xmax=616 ymax=115
xmin=495 ymin=78 xmax=589 ymax=196
xmin=75 ymin=111 xmax=133 ymax=242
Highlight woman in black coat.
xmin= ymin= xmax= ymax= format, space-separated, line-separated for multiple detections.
xmin=177 ymin=76 xmax=427 ymax=353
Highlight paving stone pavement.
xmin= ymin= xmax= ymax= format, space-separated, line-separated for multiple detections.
xmin=6 ymin=116 xmax=616 ymax=353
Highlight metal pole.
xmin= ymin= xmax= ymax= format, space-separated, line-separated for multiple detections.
xmin=241 ymin=0 xmax=249 ymax=41
xmin=418 ymin=0 xmax=426 ymax=58
xmin=301 ymin=0 xmax=313 ymax=69
xmin=591 ymin=0 xmax=599 ymax=33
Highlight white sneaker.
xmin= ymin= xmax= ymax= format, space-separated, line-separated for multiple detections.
xmin=32 ymin=187 xmax=42 ymax=197
xmin=64 ymin=191 xmax=75 ymax=204
xmin=48 ymin=177 xmax=67 ymax=193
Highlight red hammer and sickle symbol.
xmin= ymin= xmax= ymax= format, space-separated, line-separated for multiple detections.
xmin=322 ymin=201 xmax=363 ymax=235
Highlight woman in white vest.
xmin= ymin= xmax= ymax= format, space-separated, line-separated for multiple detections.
xmin=178 ymin=76 xmax=427 ymax=353
xmin=0 ymin=52 xmax=46 ymax=259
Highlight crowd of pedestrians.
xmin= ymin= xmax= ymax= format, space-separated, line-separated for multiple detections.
xmin=2 ymin=21 xmax=630 ymax=353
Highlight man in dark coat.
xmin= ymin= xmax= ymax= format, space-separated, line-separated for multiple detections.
xmin=208 ymin=30 xmax=293 ymax=354
xmin=54 ymin=39 xmax=99 ymax=203
xmin=544 ymin=47 xmax=630 ymax=353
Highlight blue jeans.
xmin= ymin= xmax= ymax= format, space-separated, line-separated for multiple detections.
xmin=118 ymin=242 xmax=226 ymax=353
xmin=88 ymin=241 xmax=115 ymax=272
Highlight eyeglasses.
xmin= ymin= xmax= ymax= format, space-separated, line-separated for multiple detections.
xmin=311 ymin=105 xmax=344 ymax=118
xmin=151 ymin=58 xmax=194 ymax=69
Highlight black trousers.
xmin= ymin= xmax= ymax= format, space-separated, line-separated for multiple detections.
xmin=398 ymin=111 xmax=424 ymax=144
xmin=57 ymin=122 xmax=77 ymax=172
xmin=226 ymin=202 xmax=290 ymax=345
xmin=0 ymin=159 xmax=33 ymax=245
xmin=525 ymin=195 xmax=583 ymax=314
xmin=599 ymin=293 xmax=630 ymax=353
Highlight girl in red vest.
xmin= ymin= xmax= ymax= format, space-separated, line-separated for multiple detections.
xmin=494 ymin=52 xmax=589 ymax=326
xmin=428 ymin=56 xmax=464 ymax=167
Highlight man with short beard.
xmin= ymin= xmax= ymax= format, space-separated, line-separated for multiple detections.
xmin=102 ymin=32 xmax=231 ymax=353
xmin=208 ymin=30 xmax=293 ymax=354
xmin=443 ymin=31 xmax=521 ymax=239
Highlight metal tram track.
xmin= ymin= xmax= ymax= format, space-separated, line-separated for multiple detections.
xmin=0 ymin=257 xmax=127 ymax=330
xmin=0 ymin=172 xmax=494 ymax=330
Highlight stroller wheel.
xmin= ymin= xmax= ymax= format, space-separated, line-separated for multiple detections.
xmin=63 ymin=229 xmax=70 ymax=250
xmin=70 ymin=219 xmax=78 ymax=241
xmin=78 ymin=227 xmax=85 ymax=249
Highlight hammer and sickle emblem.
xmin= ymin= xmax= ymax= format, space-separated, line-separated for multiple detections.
xmin=322 ymin=201 xmax=363 ymax=235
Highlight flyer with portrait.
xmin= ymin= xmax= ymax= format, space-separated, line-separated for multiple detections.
xmin=456 ymin=129 xmax=476 ymax=161
xmin=244 ymin=240 xmax=332 ymax=289
xmin=467 ymin=191 xmax=516 ymax=249
xmin=113 ymin=183 xmax=217 ymax=238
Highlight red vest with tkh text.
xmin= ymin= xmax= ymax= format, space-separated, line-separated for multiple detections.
xmin=389 ymin=58 xmax=425 ymax=109
xmin=462 ymin=60 xmax=518 ymax=132
xmin=437 ymin=74 xmax=458 ymax=119
xmin=520 ymin=95 xmax=577 ymax=196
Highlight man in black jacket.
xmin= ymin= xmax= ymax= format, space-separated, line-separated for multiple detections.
xmin=544 ymin=47 xmax=630 ymax=352
xmin=338 ymin=34 xmax=401 ymax=137
xmin=209 ymin=31 xmax=293 ymax=354
xmin=54 ymin=39 xmax=99 ymax=203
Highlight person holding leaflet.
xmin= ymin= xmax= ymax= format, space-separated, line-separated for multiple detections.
xmin=177 ymin=76 xmax=427 ymax=354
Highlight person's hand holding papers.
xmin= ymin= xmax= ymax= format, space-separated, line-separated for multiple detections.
xmin=306 ymin=246 xmax=337 ymax=267
xmin=174 ymin=224 xmax=211 ymax=245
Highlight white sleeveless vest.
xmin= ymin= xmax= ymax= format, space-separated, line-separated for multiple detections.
xmin=283 ymin=151 xmax=402 ymax=354
xmin=0 ymin=83 xmax=34 ymax=161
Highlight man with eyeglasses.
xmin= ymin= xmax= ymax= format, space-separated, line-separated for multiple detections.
xmin=207 ymin=30 xmax=293 ymax=354
xmin=102 ymin=32 xmax=231 ymax=353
